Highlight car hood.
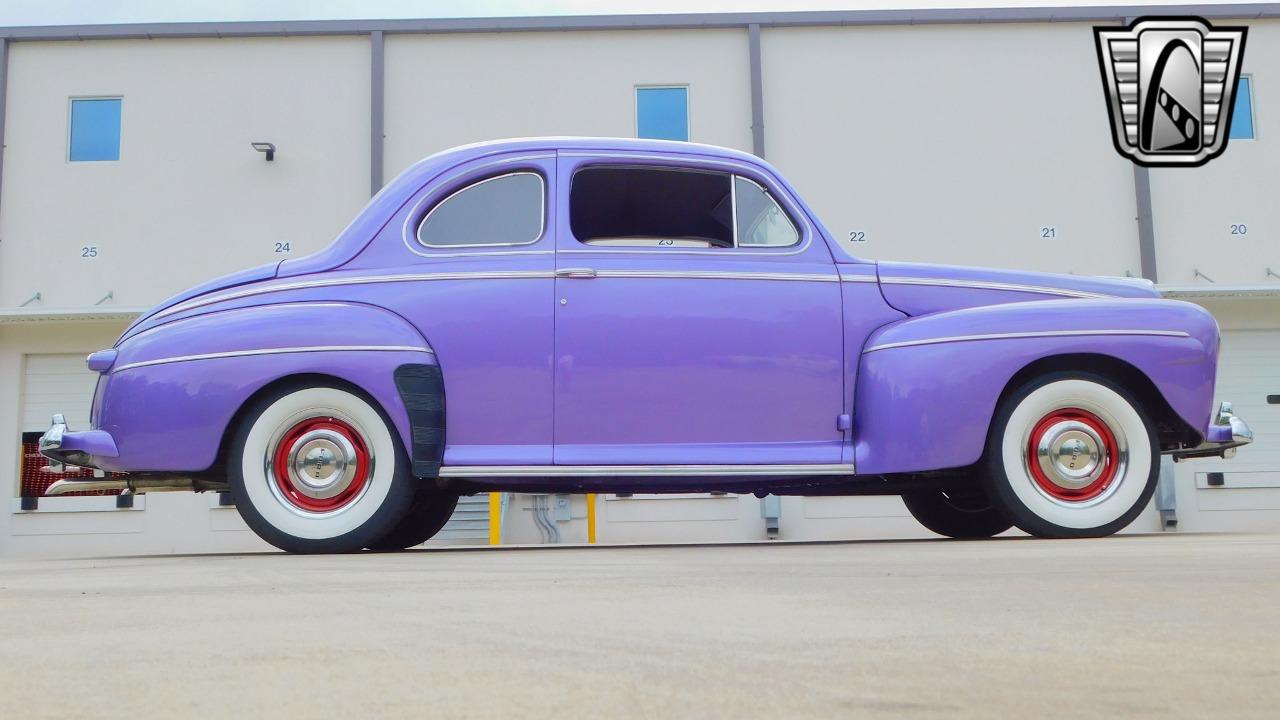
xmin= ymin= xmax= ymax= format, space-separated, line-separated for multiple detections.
xmin=117 ymin=262 xmax=281 ymax=343
xmin=876 ymin=261 xmax=1160 ymax=316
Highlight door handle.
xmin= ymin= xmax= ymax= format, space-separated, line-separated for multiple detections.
xmin=555 ymin=268 xmax=598 ymax=279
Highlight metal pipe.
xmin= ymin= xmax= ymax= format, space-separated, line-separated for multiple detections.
xmin=45 ymin=475 xmax=228 ymax=496
xmin=488 ymin=491 xmax=502 ymax=545
xmin=586 ymin=492 xmax=598 ymax=544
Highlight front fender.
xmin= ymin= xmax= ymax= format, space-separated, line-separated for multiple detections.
xmin=854 ymin=298 xmax=1219 ymax=475
xmin=95 ymin=302 xmax=434 ymax=473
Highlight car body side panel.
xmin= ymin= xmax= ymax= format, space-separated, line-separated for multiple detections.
xmin=94 ymin=349 xmax=433 ymax=474
xmin=96 ymin=302 xmax=437 ymax=472
xmin=114 ymin=301 xmax=431 ymax=370
xmin=550 ymin=151 xmax=852 ymax=466
xmin=854 ymin=299 xmax=1220 ymax=476
xmin=838 ymin=266 xmax=909 ymax=464
xmin=876 ymin=261 xmax=1160 ymax=317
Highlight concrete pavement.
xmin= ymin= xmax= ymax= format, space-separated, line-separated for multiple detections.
xmin=1 ymin=533 xmax=1278 ymax=719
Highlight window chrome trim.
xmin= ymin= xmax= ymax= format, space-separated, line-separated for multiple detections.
xmin=876 ymin=276 xmax=1116 ymax=299
xmin=595 ymin=270 xmax=837 ymax=283
xmin=113 ymin=345 xmax=434 ymax=373
xmin=438 ymin=463 xmax=856 ymax=478
xmin=415 ymin=170 xmax=546 ymax=249
xmin=149 ymin=268 xmax=839 ymax=323
xmin=150 ymin=271 xmax=556 ymax=321
xmin=729 ymin=170 xmax=738 ymax=247
xmin=864 ymin=329 xmax=1192 ymax=353
xmin=558 ymin=151 xmax=818 ymax=257
xmin=400 ymin=152 xmax=555 ymax=258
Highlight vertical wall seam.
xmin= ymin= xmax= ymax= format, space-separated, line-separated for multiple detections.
xmin=0 ymin=38 xmax=9 ymax=232
xmin=1133 ymin=165 xmax=1158 ymax=282
xmin=748 ymin=23 xmax=765 ymax=159
xmin=1121 ymin=18 xmax=1158 ymax=284
xmin=370 ymin=30 xmax=385 ymax=197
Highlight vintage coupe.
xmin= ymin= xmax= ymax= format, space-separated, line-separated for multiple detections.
xmin=41 ymin=138 xmax=1251 ymax=552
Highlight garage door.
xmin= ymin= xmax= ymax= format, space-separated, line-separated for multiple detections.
xmin=1186 ymin=329 xmax=1280 ymax=511
xmin=21 ymin=354 xmax=98 ymax=433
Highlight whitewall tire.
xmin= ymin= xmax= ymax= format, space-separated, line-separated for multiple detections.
xmin=229 ymin=383 xmax=414 ymax=553
xmin=981 ymin=372 xmax=1159 ymax=538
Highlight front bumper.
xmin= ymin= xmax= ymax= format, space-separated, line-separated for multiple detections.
xmin=38 ymin=413 xmax=119 ymax=471
xmin=1170 ymin=401 xmax=1254 ymax=461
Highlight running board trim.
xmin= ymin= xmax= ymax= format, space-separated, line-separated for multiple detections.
xmin=437 ymin=464 xmax=856 ymax=478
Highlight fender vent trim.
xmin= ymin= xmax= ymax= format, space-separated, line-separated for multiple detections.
xmin=393 ymin=363 xmax=446 ymax=478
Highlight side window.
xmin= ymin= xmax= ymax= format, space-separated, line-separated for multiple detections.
xmin=571 ymin=166 xmax=734 ymax=248
xmin=734 ymin=176 xmax=800 ymax=248
xmin=1229 ymin=75 xmax=1255 ymax=140
xmin=417 ymin=172 xmax=544 ymax=248
xmin=568 ymin=166 xmax=800 ymax=249
xmin=635 ymin=86 xmax=689 ymax=141
xmin=68 ymin=97 xmax=122 ymax=162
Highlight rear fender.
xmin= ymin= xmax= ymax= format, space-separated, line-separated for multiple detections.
xmin=97 ymin=302 xmax=435 ymax=474
xmin=853 ymin=298 xmax=1219 ymax=475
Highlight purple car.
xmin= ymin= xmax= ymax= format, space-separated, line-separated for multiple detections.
xmin=40 ymin=137 xmax=1252 ymax=553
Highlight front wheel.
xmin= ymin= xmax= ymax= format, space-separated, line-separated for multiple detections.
xmin=981 ymin=372 xmax=1159 ymax=538
xmin=229 ymin=383 xmax=415 ymax=553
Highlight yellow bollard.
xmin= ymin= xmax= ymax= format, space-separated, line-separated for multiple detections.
xmin=488 ymin=492 xmax=501 ymax=545
xmin=586 ymin=492 xmax=598 ymax=544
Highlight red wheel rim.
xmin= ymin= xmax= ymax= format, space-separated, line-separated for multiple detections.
xmin=271 ymin=416 xmax=371 ymax=513
xmin=1026 ymin=408 xmax=1119 ymax=503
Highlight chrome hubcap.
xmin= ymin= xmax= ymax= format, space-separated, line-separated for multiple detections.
xmin=1035 ymin=420 xmax=1105 ymax=490
xmin=283 ymin=429 xmax=359 ymax=500
xmin=1023 ymin=406 xmax=1127 ymax=505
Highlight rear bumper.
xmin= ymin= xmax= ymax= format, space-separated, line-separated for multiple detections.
xmin=1170 ymin=401 xmax=1254 ymax=461
xmin=37 ymin=413 xmax=119 ymax=471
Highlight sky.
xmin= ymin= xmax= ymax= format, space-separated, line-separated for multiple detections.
xmin=0 ymin=0 xmax=1237 ymax=27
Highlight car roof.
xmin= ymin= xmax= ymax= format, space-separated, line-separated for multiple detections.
xmin=422 ymin=136 xmax=764 ymax=167
xmin=277 ymin=136 xmax=838 ymax=278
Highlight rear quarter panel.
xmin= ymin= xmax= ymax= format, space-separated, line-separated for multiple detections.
xmin=96 ymin=302 xmax=433 ymax=473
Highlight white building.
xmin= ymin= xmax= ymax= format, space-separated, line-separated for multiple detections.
xmin=1 ymin=5 xmax=1277 ymax=555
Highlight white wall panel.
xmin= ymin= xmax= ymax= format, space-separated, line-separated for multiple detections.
xmin=762 ymin=23 xmax=1142 ymax=276
xmin=0 ymin=37 xmax=370 ymax=309
xmin=20 ymin=354 xmax=96 ymax=432
xmin=383 ymin=29 xmax=752 ymax=177
xmin=1150 ymin=20 xmax=1280 ymax=286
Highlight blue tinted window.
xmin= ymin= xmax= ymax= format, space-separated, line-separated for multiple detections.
xmin=636 ymin=87 xmax=689 ymax=141
xmin=69 ymin=98 xmax=122 ymax=161
xmin=1229 ymin=77 xmax=1254 ymax=140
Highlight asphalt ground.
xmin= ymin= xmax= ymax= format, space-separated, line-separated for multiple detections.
xmin=1 ymin=533 xmax=1277 ymax=719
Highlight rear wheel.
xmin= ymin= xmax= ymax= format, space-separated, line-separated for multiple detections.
xmin=367 ymin=488 xmax=460 ymax=551
xmin=229 ymin=383 xmax=414 ymax=554
xmin=901 ymin=485 xmax=1013 ymax=539
xmin=981 ymin=372 xmax=1159 ymax=538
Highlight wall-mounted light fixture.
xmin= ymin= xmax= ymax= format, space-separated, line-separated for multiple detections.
xmin=250 ymin=141 xmax=276 ymax=161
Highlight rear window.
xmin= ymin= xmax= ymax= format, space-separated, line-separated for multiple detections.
xmin=417 ymin=172 xmax=544 ymax=248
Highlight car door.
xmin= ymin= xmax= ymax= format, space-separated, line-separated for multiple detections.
xmin=552 ymin=153 xmax=845 ymax=467
xmin=379 ymin=153 xmax=558 ymax=467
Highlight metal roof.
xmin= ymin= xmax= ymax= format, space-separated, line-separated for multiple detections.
xmin=2 ymin=4 xmax=1278 ymax=42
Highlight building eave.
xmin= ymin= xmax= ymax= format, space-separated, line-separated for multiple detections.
xmin=1159 ymin=285 xmax=1280 ymax=300
xmin=0 ymin=306 xmax=147 ymax=324
xmin=2 ymin=4 xmax=1279 ymax=41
